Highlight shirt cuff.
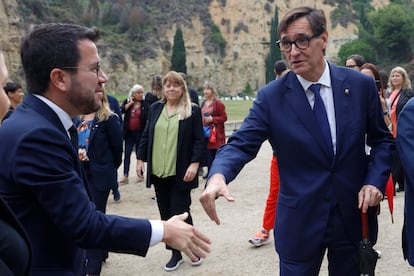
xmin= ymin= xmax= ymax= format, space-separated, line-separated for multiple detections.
xmin=149 ymin=220 xmax=164 ymax=247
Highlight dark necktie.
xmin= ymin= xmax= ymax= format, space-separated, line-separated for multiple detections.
xmin=309 ymin=83 xmax=334 ymax=158
xmin=68 ymin=125 xmax=78 ymax=151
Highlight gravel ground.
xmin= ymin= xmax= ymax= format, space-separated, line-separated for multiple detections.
xmin=101 ymin=142 xmax=414 ymax=275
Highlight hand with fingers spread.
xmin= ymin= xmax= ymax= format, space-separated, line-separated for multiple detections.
xmin=199 ymin=173 xmax=234 ymax=225
xmin=358 ymin=184 xmax=384 ymax=213
xmin=162 ymin=212 xmax=211 ymax=262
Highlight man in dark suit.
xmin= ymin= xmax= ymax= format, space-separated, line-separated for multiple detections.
xmin=0 ymin=23 xmax=210 ymax=276
xmin=200 ymin=6 xmax=394 ymax=275
xmin=396 ymin=98 xmax=414 ymax=266
xmin=0 ymin=49 xmax=31 ymax=276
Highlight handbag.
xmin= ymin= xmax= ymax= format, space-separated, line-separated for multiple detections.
xmin=209 ymin=125 xmax=217 ymax=143
xmin=203 ymin=125 xmax=210 ymax=138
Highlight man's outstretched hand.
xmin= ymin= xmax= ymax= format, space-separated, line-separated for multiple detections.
xmin=162 ymin=213 xmax=211 ymax=262
xmin=199 ymin=173 xmax=234 ymax=225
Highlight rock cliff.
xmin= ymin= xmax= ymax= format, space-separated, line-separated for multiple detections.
xmin=0 ymin=0 xmax=391 ymax=96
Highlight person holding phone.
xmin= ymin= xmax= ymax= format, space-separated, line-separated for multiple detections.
xmin=200 ymin=81 xmax=227 ymax=177
xmin=120 ymin=84 xmax=148 ymax=184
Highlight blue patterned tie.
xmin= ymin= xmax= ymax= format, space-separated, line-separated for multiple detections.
xmin=309 ymin=83 xmax=333 ymax=158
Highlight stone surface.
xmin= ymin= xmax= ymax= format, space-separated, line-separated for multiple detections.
xmin=0 ymin=0 xmax=391 ymax=96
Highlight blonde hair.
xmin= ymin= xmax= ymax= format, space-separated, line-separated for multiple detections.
xmin=79 ymin=90 xmax=113 ymax=122
xmin=96 ymin=90 xmax=115 ymax=122
xmin=389 ymin=66 xmax=412 ymax=91
xmin=203 ymin=81 xmax=218 ymax=98
xmin=162 ymin=71 xmax=192 ymax=120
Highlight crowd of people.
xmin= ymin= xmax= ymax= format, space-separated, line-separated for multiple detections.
xmin=1 ymin=5 xmax=414 ymax=276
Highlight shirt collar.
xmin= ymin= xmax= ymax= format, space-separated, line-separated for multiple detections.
xmin=33 ymin=94 xmax=73 ymax=131
xmin=297 ymin=59 xmax=331 ymax=91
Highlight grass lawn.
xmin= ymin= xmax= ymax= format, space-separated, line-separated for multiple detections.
xmin=222 ymin=100 xmax=253 ymax=121
xmin=108 ymin=93 xmax=253 ymax=122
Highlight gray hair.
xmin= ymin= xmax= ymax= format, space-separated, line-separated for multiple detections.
xmin=128 ymin=84 xmax=144 ymax=98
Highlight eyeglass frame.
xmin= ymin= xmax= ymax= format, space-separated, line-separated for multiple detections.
xmin=58 ymin=62 xmax=102 ymax=78
xmin=276 ymin=32 xmax=322 ymax=52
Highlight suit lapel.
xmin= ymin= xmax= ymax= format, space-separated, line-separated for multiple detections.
xmin=284 ymin=75 xmax=332 ymax=159
xmin=329 ymin=64 xmax=350 ymax=160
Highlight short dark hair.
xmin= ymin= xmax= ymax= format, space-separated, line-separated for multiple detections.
xmin=278 ymin=7 xmax=326 ymax=38
xmin=346 ymin=54 xmax=365 ymax=67
xmin=4 ymin=82 xmax=22 ymax=94
xmin=20 ymin=23 xmax=100 ymax=94
xmin=274 ymin=60 xmax=287 ymax=75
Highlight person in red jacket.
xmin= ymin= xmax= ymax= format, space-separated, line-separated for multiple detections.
xmin=201 ymin=81 xmax=227 ymax=176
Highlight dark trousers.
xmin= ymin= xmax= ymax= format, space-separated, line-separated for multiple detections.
xmin=152 ymin=175 xmax=193 ymax=251
xmin=123 ymin=130 xmax=143 ymax=177
xmin=206 ymin=148 xmax=218 ymax=173
xmin=85 ymin=189 xmax=110 ymax=275
xmin=279 ymin=206 xmax=360 ymax=276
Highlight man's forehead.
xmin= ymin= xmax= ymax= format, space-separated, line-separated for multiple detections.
xmin=281 ymin=18 xmax=311 ymax=37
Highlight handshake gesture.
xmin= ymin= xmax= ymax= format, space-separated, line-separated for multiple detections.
xmin=162 ymin=212 xmax=211 ymax=261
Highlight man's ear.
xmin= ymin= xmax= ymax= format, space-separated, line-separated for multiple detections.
xmin=321 ymin=31 xmax=328 ymax=51
xmin=50 ymin=68 xmax=70 ymax=92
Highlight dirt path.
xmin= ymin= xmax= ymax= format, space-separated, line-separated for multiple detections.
xmin=101 ymin=142 xmax=413 ymax=275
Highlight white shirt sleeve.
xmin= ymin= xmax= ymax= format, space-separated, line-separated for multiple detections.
xmin=149 ymin=220 xmax=164 ymax=246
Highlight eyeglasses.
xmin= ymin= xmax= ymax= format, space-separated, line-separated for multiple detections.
xmin=276 ymin=32 xmax=322 ymax=52
xmin=58 ymin=62 xmax=102 ymax=78
xmin=346 ymin=64 xmax=358 ymax=68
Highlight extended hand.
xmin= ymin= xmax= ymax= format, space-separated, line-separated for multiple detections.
xmin=358 ymin=184 xmax=384 ymax=213
xmin=199 ymin=174 xmax=234 ymax=225
xmin=162 ymin=213 xmax=211 ymax=261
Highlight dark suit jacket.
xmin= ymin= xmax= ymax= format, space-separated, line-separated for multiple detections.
xmin=0 ymin=195 xmax=31 ymax=275
xmin=0 ymin=94 xmax=152 ymax=275
xmin=138 ymin=101 xmax=205 ymax=190
xmin=75 ymin=114 xmax=122 ymax=191
xmin=209 ymin=63 xmax=394 ymax=261
xmin=396 ymin=97 xmax=414 ymax=265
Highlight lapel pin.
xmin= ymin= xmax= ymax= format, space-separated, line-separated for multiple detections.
xmin=344 ymin=89 xmax=350 ymax=95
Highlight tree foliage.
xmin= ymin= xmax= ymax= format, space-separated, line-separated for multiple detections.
xmin=265 ymin=6 xmax=282 ymax=84
xmin=170 ymin=28 xmax=187 ymax=74
xmin=211 ymin=24 xmax=227 ymax=57
xmin=366 ymin=3 xmax=413 ymax=62
xmin=337 ymin=39 xmax=376 ymax=65
xmin=339 ymin=2 xmax=414 ymax=65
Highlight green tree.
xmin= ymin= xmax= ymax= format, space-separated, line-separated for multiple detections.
xmin=211 ymin=24 xmax=226 ymax=57
xmin=265 ymin=6 xmax=282 ymax=84
xmin=337 ymin=39 xmax=376 ymax=65
xmin=170 ymin=28 xmax=187 ymax=74
xmin=366 ymin=3 xmax=414 ymax=62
